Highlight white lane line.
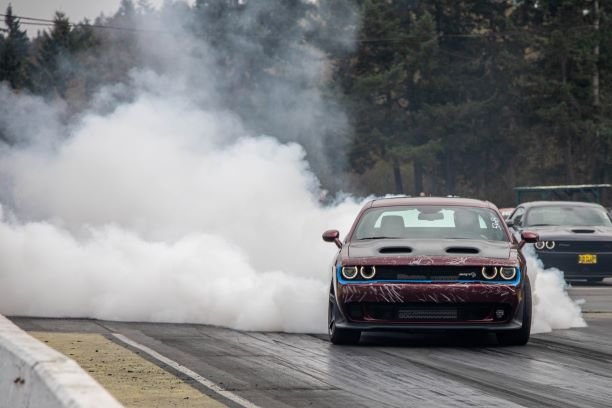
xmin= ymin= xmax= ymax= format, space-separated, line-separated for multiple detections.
xmin=112 ymin=333 xmax=261 ymax=408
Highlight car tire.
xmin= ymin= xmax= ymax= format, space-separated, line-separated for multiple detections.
xmin=497 ymin=277 xmax=532 ymax=346
xmin=328 ymin=301 xmax=361 ymax=345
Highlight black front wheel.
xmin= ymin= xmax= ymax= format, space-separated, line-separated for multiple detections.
xmin=328 ymin=301 xmax=361 ymax=345
xmin=497 ymin=277 xmax=532 ymax=346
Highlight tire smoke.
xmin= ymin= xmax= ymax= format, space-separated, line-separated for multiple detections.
xmin=0 ymin=77 xmax=362 ymax=332
xmin=0 ymin=81 xmax=588 ymax=334
xmin=524 ymin=246 xmax=587 ymax=333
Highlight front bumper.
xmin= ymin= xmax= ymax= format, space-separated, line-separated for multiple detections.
xmin=334 ymin=320 xmax=523 ymax=331
xmin=333 ymin=282 xmax=524 ymax=331
xmin=536 ymin=251 xmax=612 ymax=279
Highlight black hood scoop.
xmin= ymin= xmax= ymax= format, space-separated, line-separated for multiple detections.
xmin=445 ymin=246 xmax=480 ymax=254
xmin=571 ymin=228 xmax=596 ymax=234
xmin=348 ymin=239 xmax=511 ymax=259
xmin=379 ymin=246 xmax=413 ymax=254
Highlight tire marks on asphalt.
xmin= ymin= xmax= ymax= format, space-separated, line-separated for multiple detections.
xmin=10 ymin=316 xmax=612 ymax=408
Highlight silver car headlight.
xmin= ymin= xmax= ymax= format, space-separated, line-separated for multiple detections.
xmin=341 ymin=266 xmax=358 ymax=280
xmin=481 ymin=266 xmax=498 ymax=280
xmin=360 ymin=266 xmax=376 ymax=279
xmin=499 ymin=267 xmax=517 ymax=280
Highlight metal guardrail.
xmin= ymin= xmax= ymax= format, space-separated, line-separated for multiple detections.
xmin=513 ymin=184 xmax=611 ymax=205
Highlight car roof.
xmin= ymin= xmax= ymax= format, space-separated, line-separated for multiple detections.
xmin=519 ymin=201 xmax=604 ymax=209
xmin=366 ymin=196 xmax=496 ymax=210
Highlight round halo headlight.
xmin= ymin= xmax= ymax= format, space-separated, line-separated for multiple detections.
xmin=341 ymin=266 xmax=358 ymax=280
xmin=481 ymin=266 xmax=498 ymax=280
xmin=499 ymin=267 xmax=517 ymax=280
xmin=360 ymin=266 xmax=376 ymax=279
xmin=534 ymin=241 xmax=545 ymax=250
xmin=545 ymin=241 xmax=556 ymax=250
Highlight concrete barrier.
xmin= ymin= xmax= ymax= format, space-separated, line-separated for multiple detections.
xmin=0 ymin=315 xmax=123 ymax=408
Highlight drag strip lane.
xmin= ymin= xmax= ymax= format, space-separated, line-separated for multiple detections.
xmin=10 ymin=315 xmax=612 ymax=408
xmin=374 ymin=339 xmax=612 ymax=408
xmin=374 ymin=349 xmax=568 ymax=408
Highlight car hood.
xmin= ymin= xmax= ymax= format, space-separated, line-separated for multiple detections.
xmin=347 ymin=239 xmax=514 ymax=261
xmin=521 ymin=225 xmax=612 ymax=241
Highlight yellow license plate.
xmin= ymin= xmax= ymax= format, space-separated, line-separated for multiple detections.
xmin=578 ymin=254 xmax=597 ymax=264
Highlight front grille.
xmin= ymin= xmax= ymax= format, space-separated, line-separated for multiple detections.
xmin=397 ymin=308 xmax=458 ymax=320
xmin=346 ymin=302 xmax=509 ymax=322
xmin=544 ymin=241 xmax=612 ymax=253
xmin=374 ymin=266 xmax=483 ymax=281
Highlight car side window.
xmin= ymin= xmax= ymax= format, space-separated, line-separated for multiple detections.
xmin=511 ymin=207 xmax=525 ymax=227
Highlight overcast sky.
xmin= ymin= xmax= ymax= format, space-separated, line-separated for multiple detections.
xmin=0 ymin=0 xmax=185 ymax=36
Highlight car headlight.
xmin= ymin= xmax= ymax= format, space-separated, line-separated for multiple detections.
xmin=360 ymin=266 xmax=376 ymax=279
xmin=535 ymin=241 xmax=555 ymax=250
xmin=499 ymin=267 xmax=517 ymax=280
xmin=481 ymin=266 xmax=498 ymax=280
xmin=341 ymin=266 xmax=358 ymax=279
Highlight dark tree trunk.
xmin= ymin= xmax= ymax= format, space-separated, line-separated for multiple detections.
xmin=443 ymin=151 xmax=454 ymax=196
xmin=392 ymin=159 xmax=404 ymax=194
xmin=413 ymin=161 xmax=423 ymax=196
xmin=593 ymin=0 xmax=600 ymax=107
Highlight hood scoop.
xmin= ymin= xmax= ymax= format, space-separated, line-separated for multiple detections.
xmin=349 ymin=239 xmax=510 ymax=259
xmin=445 ymin=246 xmax=480 ymax=254
xmin=379 ymin=246 xmax=413 ymax=254
xmin=571 ymin=228 xmax=595 ymax=234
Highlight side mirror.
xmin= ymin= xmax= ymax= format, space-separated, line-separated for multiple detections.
xmin=519 ymin=231 xmax=539 ymax=249
xmin=322 ymin=229 xmax=342 ymax=249
xmin=505 ymin=219 xmax=514 ymax=227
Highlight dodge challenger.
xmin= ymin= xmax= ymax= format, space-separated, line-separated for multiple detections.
xmin=506 ymin=201 xmax=612 ymax=282
xmin=322 ymin=197 xmax=537 ymax=345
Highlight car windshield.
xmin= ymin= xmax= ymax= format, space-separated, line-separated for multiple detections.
xmin=525 ymin=205 xmax=612 ymax=227
xmin=353 ymin=205 xmax=508 ymax=241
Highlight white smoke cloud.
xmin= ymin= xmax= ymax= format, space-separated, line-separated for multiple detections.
xmin=0 ymin=77 xmax=588 ymax=334
xmin=0 ymin=85 xmax=588 ymax=334
xmin=0 ymin=75 xmax=362 ymax=332
xmin=0 ymin=1 xmax=364 ymax=333
xmin=0 ymin=217 xmax=330 ymax=332
xmin=525 ymin=246 xmax=587 ymax=334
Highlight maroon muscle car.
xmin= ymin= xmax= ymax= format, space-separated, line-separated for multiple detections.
xmin=322 ymin=197 xmax=538 ymax=346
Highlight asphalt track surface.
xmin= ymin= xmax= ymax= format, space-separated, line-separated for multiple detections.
xmin=10 ymin=280 xmax=612 ymax=408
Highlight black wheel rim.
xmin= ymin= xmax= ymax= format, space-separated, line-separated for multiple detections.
xmin=328 ymin=302 xmax=335 ymax=336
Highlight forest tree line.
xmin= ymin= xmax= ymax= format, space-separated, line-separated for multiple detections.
xmin=1 ymin=0 xmax=611 ymax=206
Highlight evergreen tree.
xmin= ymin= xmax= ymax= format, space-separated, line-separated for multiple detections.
xmin=118 ymin=0 xmax=136 ymax=18
xmin=0 ymin=0 xmax=608 ymax=201
xmin=34 ymin=12 xmax=97 ymax=99
xmin=342 ymin=0 xmax=533 ymax=200
xmin=0 ymin=5 xmax=31 ymax=90
xmin=347 ymin=0 xmax=413 ymax=194
xmin=423 ymin=0 xmax=525 ymax=199
xmin=516 ymin=0 xmax=612 ymax=185
xmin=347 ymin=3 xmax=451 ymax=195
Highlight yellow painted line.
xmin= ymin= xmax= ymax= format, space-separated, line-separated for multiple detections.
xmin=30 ymin=332 xmax=227 ymax=408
